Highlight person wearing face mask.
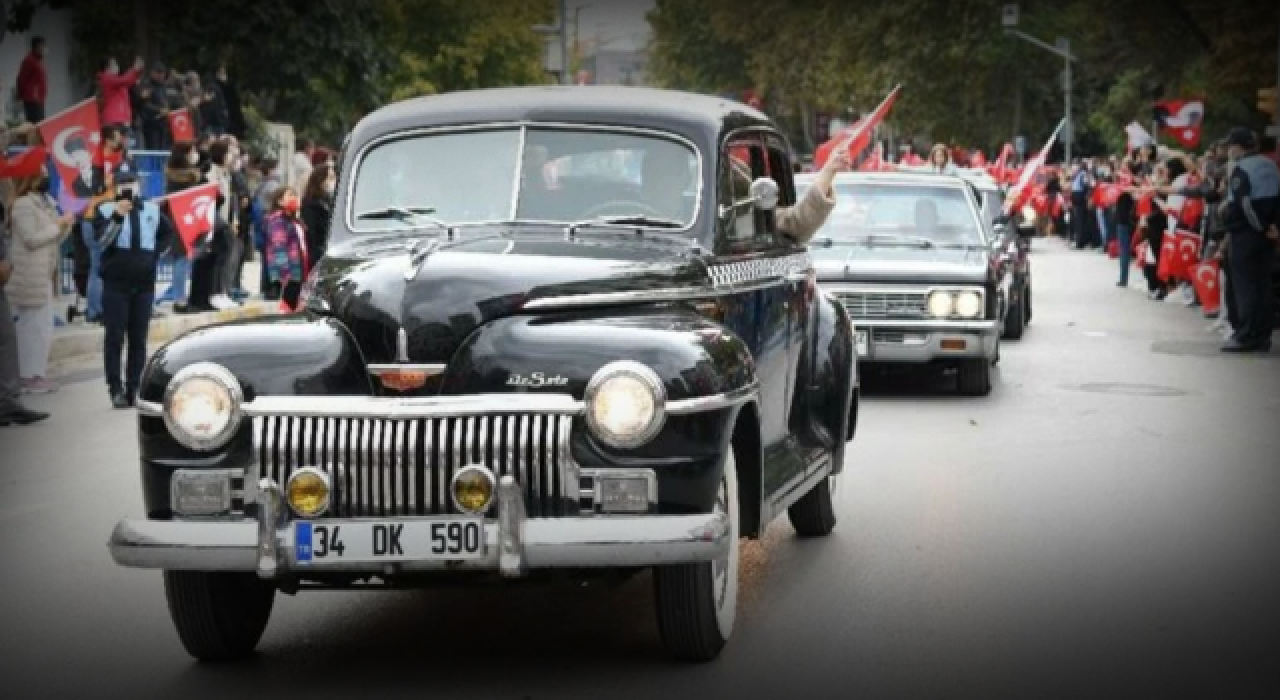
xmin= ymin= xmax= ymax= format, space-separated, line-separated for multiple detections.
xmin=301 ymin=164 xmax=335 ymax=269
xmin=264 ymin=185 xmax=308 ymax=311
xmin=7 ymin=167 xmax=76 ymax=394
xmin=161 ymin=143 xmax=204 ymax=312
xmin=93 ymin=171 xmax=177 ymax=408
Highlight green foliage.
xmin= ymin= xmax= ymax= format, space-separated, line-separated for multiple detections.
xmin=648 ymin=0 xmax=1279 ymax=156
xmin=56 ymin=0 xmax=553 ymax=145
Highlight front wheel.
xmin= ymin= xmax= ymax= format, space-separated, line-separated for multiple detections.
xmin=654 ymin=449 xmax=740 ymax=662
xmin=164 ymin=571 xmax=276 ymax=662
xmin=956 ymin=357 xmax=992 ymax=396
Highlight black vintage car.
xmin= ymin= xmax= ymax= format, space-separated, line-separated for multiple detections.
xmin=796 ymin=170 xmax=1028 ymax=395
xmin=108 ymin=86 xmax=860 ymax=663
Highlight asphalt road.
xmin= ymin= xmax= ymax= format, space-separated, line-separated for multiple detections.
xmin=2 ymin=238 xmax=1278 ymax=700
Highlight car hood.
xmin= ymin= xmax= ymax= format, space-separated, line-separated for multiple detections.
xmin=314 ymin=233 xmax=704 ymax=365
xmin=810 ymin=244 xmax=989 ymax=284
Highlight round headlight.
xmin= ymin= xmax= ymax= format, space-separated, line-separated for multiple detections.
xmin=585 ymin=361 xmax=666 ymax=449
xmin=163 ymin=363 xmax=243 ymax=451
xmin=286 ymin=467 xmax=331 ymax=518
xmin=452 ymin=465 xmax=496 ymax=515
xmin=954 ymin=291 xmax=983 ymax=318
xmin=927 ymin=291 xmax=955 ymax=318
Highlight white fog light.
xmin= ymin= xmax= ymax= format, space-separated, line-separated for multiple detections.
xmin=927 ymin=291 xmax=955 ymax=318
xmin=164 ymin=363 xmax=243 ymax=451
xmin=171 ymin=469 xmax=234 ymax=516
xmin=585 ymin=361 xmax=666 ymax=449
xmin=954 ymin=291 xmax=983 ymax=318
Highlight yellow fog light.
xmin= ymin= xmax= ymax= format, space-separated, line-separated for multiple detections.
xmin=452 ymin=465 xmax=496 ymax=515
xmin=286 ymin=467 xmax=331 ymax=518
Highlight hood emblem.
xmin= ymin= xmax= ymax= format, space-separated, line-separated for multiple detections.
xmin=396 ymin=327 xmax=410 ymax=363
xmin=404 ymin=239 xmax=442 ymax=281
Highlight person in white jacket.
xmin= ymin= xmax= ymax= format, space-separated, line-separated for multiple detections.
xmin=6 ymin=166 xmax=75 ymax=394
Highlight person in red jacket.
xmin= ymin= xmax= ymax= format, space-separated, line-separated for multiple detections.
xmin=97 ymin=56 xmax=143 ymax=134
xmin=16 ymin=37 xmax=47 ymax=123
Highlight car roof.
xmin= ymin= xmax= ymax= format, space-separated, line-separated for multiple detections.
xmin=348 ymin=86 xmax=775 ymax=150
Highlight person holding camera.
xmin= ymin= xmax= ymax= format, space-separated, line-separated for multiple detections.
xmin=94 ymin=170 xmax=177 ymax=408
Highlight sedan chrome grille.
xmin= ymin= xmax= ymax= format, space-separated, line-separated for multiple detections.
xmin=834 ymin=291 xmax=929 ymax=319
xmin=249 ymin=413 xmax=578 ymax=518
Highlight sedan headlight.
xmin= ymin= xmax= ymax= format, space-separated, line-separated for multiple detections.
xmin=953 ymin=291 xmax=984 ymax=318
xmin=163 ymin=362 xmax=243 ymax=451
xmin=927 ymin=291 xmax=955 ymax=318
xmin=584 ymin=361 xmax=666 ymax=449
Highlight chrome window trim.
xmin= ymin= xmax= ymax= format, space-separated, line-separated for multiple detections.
xmin=344 ymin=120 xmax=706 ymax=237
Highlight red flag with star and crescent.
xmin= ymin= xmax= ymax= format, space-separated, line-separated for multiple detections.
xmin=1192 ymin=260 xmax=1221 ymax=314
xmin=36 ymin=98 xmax=102 ymax=215
xmin=1169 ymin=229 xmax=1202 ymax=281
xmin=168 ymin=107 xmax=196 ymax=143
xmin=1153 ymin=99 xmax=1205 ymax=150
xmin=814 ymin=84 xmax=903 ymax=170
xmin=160 ymin=182 xmax=219 ymax=256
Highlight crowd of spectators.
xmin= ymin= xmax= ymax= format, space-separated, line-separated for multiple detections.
xmin=3 ymin=37 xmax=341 ymax=411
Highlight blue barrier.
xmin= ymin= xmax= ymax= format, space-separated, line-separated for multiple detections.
xmin=5 ymin=147 xmax=173 ymax=296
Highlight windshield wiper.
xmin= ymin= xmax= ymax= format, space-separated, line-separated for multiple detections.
xmin=812 ymin=234 xmax=935 ymax=249
xmin=356 ymin=206 xmax=449 ymax=228
xmin=566 ymin=215 xmax=685 ymax=235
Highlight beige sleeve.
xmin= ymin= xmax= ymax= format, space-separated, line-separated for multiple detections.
xmin=775 ymin=182 xmax=836 ymax=244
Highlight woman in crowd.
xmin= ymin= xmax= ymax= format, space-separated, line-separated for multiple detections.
xmin=1138 ymin=160 xmax=1179 ymax=300
xmin=264 ymin=185 xmax=309 ymax=311
xmin=164 ymin=142 xmax=203 ymax=312
xmin=927 ymin=143 xmax=958 ymax=175
xmin=301 ymin=164 xmax=335 ymax=271
xmin=253 ymin=158 xmax=284 ymax=299
xmin=6 ymin=166 xmax=75 ymax=394
xmin=1113 ymin=161 xmax=1139 ymax=287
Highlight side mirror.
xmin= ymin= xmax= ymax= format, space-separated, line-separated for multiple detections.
xmin=749 ymin=177 xmax=780 ymax=211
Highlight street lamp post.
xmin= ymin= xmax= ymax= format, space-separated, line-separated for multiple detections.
xmin=1002 ymin=5 xmax=1077 ymax=163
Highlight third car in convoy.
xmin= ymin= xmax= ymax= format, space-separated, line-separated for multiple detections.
xmin=796 ymin=169 xmax=1031 ymax=396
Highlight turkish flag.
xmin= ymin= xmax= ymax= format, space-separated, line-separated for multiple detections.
xmin=36 ymin=98 xmax=102 ymax=215
xmin=1156 ymin=235 xmax=1178 ymax=281
xmin=0 ymin=146 xmax=47 ymax=179
xmin=169 ymin=107 xmax=196 ymax=143
xmin=813 ymin=84 xmax=903 ymax=170
xmin=1192 ymin=260 xmax=1221 ymax=314
xmin=986 ymin=143 xmax=1013 ymax=183
xmin=1153 ymin=99 xmax=1205 ymax=149
xmin=1170 ymin=229 xmax=1202 ymax=281
xmin=1006 ymin=118 xmax=1066 ymax=214
xmin=1136 ymin=192 xmax=1153 ymax=218
xmin=159 ymin=182 xmax=219 ymax=256
xmin=1134 ymin=241 xmax=1148 ymax=268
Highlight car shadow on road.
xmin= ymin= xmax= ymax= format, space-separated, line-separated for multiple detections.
xmin=858 ymin=365 xmax=1001 ymax=401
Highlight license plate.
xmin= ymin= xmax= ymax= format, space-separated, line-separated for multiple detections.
xmin=293 ymin=519 xmax=484 ymax=564
xmin=855 ymin=330 xmax=870 ymax=358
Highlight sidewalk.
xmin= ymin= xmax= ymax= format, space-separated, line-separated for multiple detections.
xmin=49 ymin=259 xmax=281 ymax=377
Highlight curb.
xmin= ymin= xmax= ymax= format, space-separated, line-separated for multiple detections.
xmin=49 ymin=301 xmax=279 ymax=369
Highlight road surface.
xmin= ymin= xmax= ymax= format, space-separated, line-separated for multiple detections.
xmin=2 ymin=238 xmax=1278 ymax=699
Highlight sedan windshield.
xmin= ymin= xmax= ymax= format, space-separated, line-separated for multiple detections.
xmin=800 ymin=182 xmax=986 ymax=246
xmin=349 ymin=126 xmax=701 ymax=232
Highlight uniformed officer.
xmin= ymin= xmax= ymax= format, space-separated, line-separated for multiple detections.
xmin=1221 ymin=127 xmax=1279 ymax=353
xmin=94 ymin=170 xmax=178 ymax=407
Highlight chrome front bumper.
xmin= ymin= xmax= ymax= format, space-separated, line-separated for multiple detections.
xmin=108 ymin=476 xmax=730 ymax=578
xmin=855 ymin=319 xmax=999 ymax=363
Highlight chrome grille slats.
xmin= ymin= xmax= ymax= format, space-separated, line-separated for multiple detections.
xmin=835 ymin=290 xmax=930 ymax=319
xmin=249 ymin=412 xmax=571 ymax=518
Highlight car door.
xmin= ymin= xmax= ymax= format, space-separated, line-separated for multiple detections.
xmin=969 ymin=182 xmax=1014 ymax=321
xmin=715 ymin=131 xmax=808 ymax=495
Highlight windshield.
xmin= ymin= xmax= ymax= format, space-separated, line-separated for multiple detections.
xmin=801 ymin=182 xmax=986 ymax=245
xmin=349 ymin=126 xmax=701 ymax=232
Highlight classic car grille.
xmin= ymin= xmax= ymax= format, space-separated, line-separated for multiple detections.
xmin=834 ymin=291 xmax=930 ymax=319
xmin=250 ymin=413 xmax=577 ymax=518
